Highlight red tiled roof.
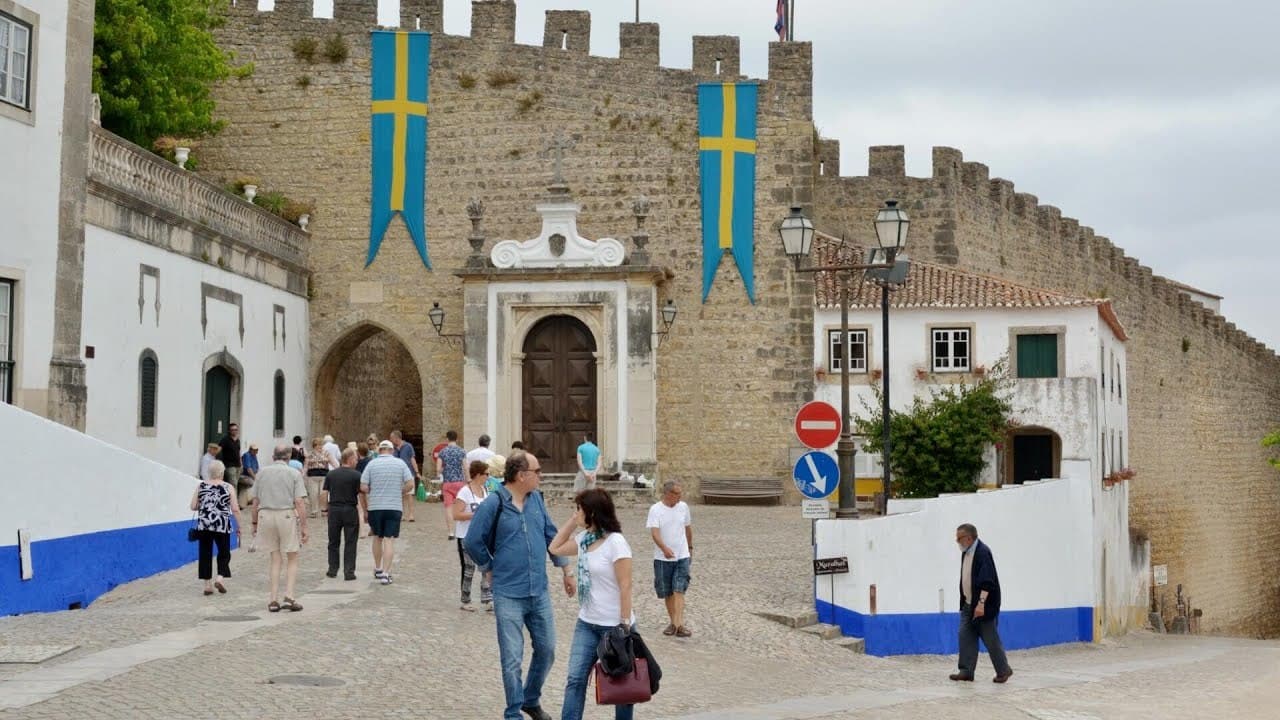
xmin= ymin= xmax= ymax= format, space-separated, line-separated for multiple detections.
xmin=811 ymin=233 xmax=1129 ymax=340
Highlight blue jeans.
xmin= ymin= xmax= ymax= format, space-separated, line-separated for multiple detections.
xmin=561 ymin=619 xmax=635 ymax=720
xmin=493 ymin=593 xmax=557 ymax=719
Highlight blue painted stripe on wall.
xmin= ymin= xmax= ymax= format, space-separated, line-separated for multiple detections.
xmin=816 ymin=599 xmax=1092 ymax=656
xmin=0 ymin=520 xmax=237 ymax=616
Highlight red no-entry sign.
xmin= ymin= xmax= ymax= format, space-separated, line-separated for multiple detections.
xmin=794 ymin=401 xmax=841 ymax=449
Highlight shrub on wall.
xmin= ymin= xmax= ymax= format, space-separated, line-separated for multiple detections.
xmin=1264 ymin=430 xmax=1280 ymax=471
xmin=854 ymin=361 xmax=1015 ymax=498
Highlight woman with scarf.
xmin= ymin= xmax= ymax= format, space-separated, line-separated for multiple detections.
xmin=549 ymin=488 xmax=636 ymax=720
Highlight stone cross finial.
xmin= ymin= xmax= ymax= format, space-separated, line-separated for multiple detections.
xmin=541 ymin=130 xmax=577 ymax=188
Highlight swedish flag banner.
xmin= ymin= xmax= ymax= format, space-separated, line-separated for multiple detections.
xmin=369 ymin=31 xmax=431 ymax=267
xmin=698 ymin=82 xmax=758 ymax=302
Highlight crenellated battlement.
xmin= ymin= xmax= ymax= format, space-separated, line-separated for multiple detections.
xmin=814 ymin=141 xmax=1278 ymax=365
xmin=219 ymin=1 xmax=804 ymax=86
xmin=542 ymin=9 xmax=590 ymax=52
xmin=692 ymin=36 xmax=741 ymax=78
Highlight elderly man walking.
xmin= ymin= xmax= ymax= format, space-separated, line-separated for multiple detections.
xmin=323 ymin=448 xmax=364 ymax=581
xmin=950 ymin=523 xmax=1013 ymax=683
xmin=250 ymin=445 xmax=309 ymax=613
xmin=464 ymin=450 xmax=575 ymax=720
xmin=362 ymin=440 xmax=414 ymax=585
xmin=648 ymin=480 xmax=693 ymax=637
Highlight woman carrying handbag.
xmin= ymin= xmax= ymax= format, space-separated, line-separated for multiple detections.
xmin=549 ymin=488 xmax=638 ymax=720
xmin=190 ymin=459 xmax=241 ymax=596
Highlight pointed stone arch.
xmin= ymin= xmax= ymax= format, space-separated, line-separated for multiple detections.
xmin=313 ymin=322 xmax=424 ymax=451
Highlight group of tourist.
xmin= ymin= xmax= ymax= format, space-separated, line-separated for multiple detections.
xmin=188 ymin=422 xmax=692 ymax=718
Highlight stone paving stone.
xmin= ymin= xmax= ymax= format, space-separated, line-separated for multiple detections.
xmin=0 ymin=503 xmax=1278 ymax=719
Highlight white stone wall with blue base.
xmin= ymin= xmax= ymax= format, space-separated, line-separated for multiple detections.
xmin=814 ymin=464 xmax=1145 ymax=656
xmin=0 ymin=403 xmax=219 ymax=615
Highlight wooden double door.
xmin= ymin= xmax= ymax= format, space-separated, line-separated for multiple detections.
xmin=522 ymin=316 xmax=597 ymax=474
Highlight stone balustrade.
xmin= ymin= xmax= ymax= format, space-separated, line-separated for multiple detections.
xmin=88 ymin=126 xmax=308 ymax=269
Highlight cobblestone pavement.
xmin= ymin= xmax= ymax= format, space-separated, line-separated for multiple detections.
xmin=2 ymin=501 xmax=1278 ymax=719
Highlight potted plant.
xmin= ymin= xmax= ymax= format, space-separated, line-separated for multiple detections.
xmin=814 ymin=366 xmax=828 ymax=382
xmin=284 ymin=200 xmax=316 ymax=230
xmin=870 ymin=368 xmax=882 ymax=382
xmin=231 ymin=175 xmax=261 ymax=202
xmin=152 ymin=136 xmax=197 ymax=169
xmin=915 ymin=367 xmax=929 ymax=381
xmin=973 ymin=364 xmax=988 ymax=377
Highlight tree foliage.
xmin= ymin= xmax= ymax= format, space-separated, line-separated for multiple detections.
xmin=92 ymin=0 xmax=233 ymax=147
xmin=854 ymin=363 xmax=1015 ymax=498
xmin=1264 ymin=429 xmax=1280 ymax=471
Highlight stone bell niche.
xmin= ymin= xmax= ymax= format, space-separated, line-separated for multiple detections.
xmin=456 ymin=174 xmax=667 ymax=479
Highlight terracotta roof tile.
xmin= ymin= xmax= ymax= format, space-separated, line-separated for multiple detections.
xmin=810 ymin=233 xmax=1128 ymax=340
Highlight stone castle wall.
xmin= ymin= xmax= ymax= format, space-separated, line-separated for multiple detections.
xmin=813 ymin=143 xmax=1280 ymax=637
xmin=200 ymin=0 xmax=817 ymax=498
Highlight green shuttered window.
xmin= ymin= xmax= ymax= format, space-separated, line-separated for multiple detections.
xmin=1016 ymin=334 xmax=1058 ymax=378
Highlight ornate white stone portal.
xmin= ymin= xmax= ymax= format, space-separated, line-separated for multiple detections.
xmin=489 ymin=199 xmax=627 ymax=268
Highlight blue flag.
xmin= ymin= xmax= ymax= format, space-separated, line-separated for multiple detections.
xmin=369 ymin=31 xmax=430 ymax=268
xmin=698 ymin=82 xmax=758 ymax=303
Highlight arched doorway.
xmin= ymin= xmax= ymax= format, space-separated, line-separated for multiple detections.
xmin=1006 ymin=427 xmax=1062 ymax=484
xmin=202 ymin=350 xmax=243 ymax=447
xmin=314 ymin=324 xmax=423 ymax=452
xmin=522 ymin=315 xmax=597 ymax=473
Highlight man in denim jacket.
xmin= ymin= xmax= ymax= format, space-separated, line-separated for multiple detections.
xmin=465 ymin=450 xmax=575 ymax=720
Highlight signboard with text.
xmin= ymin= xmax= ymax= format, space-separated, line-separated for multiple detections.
xmin=814 ymin=556 xmax=849 ymax=576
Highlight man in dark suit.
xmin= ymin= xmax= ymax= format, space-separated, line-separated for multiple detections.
xmin=950 ymin=523 xmax=1014 ymax=683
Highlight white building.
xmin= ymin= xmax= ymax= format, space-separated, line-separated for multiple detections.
xmin=0 ymin=0 xmax=74 ymax=414
xmin=0 ymin=0 xmax=310 ymax=615
xmin=812 ymin=249 xmax=1130 ymax=494
xmin=810 ymin=241 xmax=1146 ymax=654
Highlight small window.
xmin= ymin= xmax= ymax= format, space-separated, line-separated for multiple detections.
xmin=138 ymin=350 xmax=158 ymax=429
xmin=1116 ymin=360 xmax=1122 ymax=399
xmin=827 ymin=329 xmax=867 ymax=373
xmin=0 ymin=279 xmax=14 ymax=404
xmin=0 ymin=12 xmax=33 ymax=109
xmin=273 ymin=370 xmax=285 ymax=435
xmin=931 ymin=328 xmax=970 ymax=372
xmin=1100 ymin=347 xmax=1106 ymax=390
xmin=1016 ymin=334 xmax=1058 ymax=378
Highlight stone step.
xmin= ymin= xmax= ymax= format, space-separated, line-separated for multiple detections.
xmin=798 ymin=623 xmax=844 ymax=641
xmin=834 ymin=637 xmax=866 ymax=654
xmin=753 ymin=608 xmax=819 ymax=629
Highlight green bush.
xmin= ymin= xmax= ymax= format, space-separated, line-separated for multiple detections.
xmin=485 ymin=69 xmax=520 ymax=88
xmin=323 ymin=33 xmax=349 ymax=64
xmin=854 ymin=361 xmax=1015 ymax=498
xmin=1264 ymin=430 xmax=1280 ymax=471
xmin=291 ymin=37 xmax=317 ymax=63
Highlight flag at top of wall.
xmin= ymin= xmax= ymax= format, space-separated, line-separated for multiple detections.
xmin=368 ymin=30 xmax=431 ymax=268
xmin=698 ymin=82 xmax=759 ymax=303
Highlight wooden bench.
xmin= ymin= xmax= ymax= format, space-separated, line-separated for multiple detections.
xmin=700 ymin=477 xmax=784 ymax=505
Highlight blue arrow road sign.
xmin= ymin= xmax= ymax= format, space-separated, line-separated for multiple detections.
xmin=793 ymin=451 xmax=840 ymax=500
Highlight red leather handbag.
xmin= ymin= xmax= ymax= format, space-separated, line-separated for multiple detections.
xmin=594 ymin=658 xmax=652 ymax=705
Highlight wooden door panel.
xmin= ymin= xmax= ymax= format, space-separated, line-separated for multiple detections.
xmin=521 ymin=316 xmax=598 ymax=474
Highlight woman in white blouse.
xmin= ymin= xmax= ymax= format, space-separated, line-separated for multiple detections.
xmin=550 ymin=488 xmax=636 ymax=720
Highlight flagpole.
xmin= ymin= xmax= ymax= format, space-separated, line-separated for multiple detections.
xmin=635 ymin=0 xmax=639 ymax=23
xmin=790 ymin=0 xmax=795 ymax=41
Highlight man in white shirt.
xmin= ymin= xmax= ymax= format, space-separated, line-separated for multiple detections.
xmin=465 ymin=434 xmax=496 ymax=467
xmin=322 ymin=435 xmax=341 ymax=470
xmin=647 ymin=481 xmax=693 ymax=638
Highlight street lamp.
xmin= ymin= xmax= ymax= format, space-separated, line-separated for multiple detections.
xmin=428 ymin=301 xmax=465 ymax=347
xmin=780 ymin=202 xmax=909 ymax=518
xmin=654 ymin=299 xmax=679 ymax=346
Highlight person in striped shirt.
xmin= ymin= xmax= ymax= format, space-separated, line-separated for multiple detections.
xmin=360 ymin=440 xmax=414 ymax=585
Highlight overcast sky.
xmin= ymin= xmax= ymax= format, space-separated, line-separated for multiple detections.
xmin=307 ymin=0 xmax=1280 ymax=350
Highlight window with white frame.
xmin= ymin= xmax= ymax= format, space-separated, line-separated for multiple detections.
xmin=827 ymin=329 xmax=868 ymax=373
xmin=0 ymin=12 xmax=32 ymax=109
xmin=0 ymin=279 xmax=13 ymax=404
xmin=931 ymin=328 xmax=970 ymax=372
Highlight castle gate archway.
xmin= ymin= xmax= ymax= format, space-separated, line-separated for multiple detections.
xmin=314 ymin=324 xmax=423 ymax=454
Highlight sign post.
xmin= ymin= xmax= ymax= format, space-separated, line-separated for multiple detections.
xmin=794 ymin=401 xmax=841 ymax=450
xmin=814 ymin=556 xmax=849 ymax=626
